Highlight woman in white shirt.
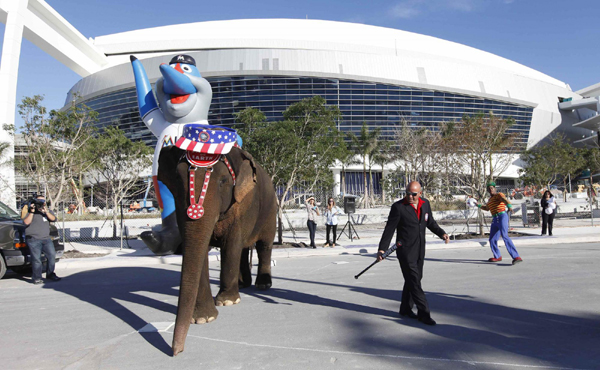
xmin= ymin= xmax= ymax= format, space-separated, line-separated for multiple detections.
xmin=306 ymin=197 xmax=320 ymax=248
xmin=324 ymin=197 xmax=343 ymax=247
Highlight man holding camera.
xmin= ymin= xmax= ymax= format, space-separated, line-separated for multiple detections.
xmin=21 ymin=194 xmax=61 ymax=284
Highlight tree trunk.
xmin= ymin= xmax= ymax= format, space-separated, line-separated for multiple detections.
xmin=478 ymin=208 xmax=484 ymax=236
xmin=362 ymin=160 xmax=368 ymax=209
xmin=112 ymin=194 xmax=118 ymax=239
xmin=277 ymin=206 xmax=283 ymax=244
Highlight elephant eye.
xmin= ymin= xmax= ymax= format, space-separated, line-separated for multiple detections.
xmin=220 ymin=177 xmax=229 ymax=186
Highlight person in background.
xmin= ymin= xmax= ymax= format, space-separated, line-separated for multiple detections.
xmin=324 ymin=197 xmax=342 ymax=247
xmin=541 ymin=190 xmax=556 ymax=236
xmin=477 ymin=182 xmax=523 ymax=265
xmin=305 ymin=197 xmax=320 ymax=249
xmin=21 ymin=194 xmax=61 ymax=284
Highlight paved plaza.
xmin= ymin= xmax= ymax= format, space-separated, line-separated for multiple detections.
xmin=1 ymin=238 xmax=599 ymax=369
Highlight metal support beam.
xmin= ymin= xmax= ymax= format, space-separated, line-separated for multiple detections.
xmin=0 ymin=0 xmax=108 ymax=207
xmin=0 ymin=0 xmax=28 ymax=208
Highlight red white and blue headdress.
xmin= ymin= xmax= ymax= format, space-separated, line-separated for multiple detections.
xmin=173 ymin=124 xmax=239 ymax=220
xmin=175 ymin=124 xmax=238 ymax=155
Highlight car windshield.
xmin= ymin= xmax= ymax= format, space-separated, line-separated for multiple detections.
xmin=0 ymin=201 xmax=20 ymax=220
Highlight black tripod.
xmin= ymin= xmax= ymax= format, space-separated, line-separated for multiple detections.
xmin=337 ymin=213 xmax=360 ymax=242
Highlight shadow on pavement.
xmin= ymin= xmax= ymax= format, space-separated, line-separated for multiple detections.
xmin=43 ymin=267 xmax=184 ymax=356
xmin=426 ymin=257 xmax=513 ymax=266
xmin=251 ymin=275 xmax=600 ymax=369
xmin=39 ymin=265 xmax=600 ymax=367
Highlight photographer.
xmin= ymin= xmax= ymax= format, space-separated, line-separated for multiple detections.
xmin=21 ymin=194 xmax=61 ymax=284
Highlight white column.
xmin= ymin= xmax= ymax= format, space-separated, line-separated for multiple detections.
xmin=333 ymin=169 xmax=341 ymax=197
xmin=0 ymin=0 xmax=28 ymax=209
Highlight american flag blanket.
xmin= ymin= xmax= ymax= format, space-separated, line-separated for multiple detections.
xmin=175 ymin=124 xmax=238 ymax=155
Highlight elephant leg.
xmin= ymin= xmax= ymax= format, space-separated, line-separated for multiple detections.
xmin=192 ymin=256 xmax=219 ymax=324
xmin=215 ymin=233 xmax=242 ymax=306
xmin=255 ymin=239 xmax=273 ymax=290
xmin=239 ymin=247 xmax=252 ymax=289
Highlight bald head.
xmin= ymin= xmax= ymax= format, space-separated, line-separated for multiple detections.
xmin=406 ymin=181 xmax=422 ymax=205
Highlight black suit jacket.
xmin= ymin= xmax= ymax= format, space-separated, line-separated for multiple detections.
xmin=378 ymin=198 xmax=446 ymax=262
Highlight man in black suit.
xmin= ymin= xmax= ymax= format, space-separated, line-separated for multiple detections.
xmin=377 ymin=181 xmax=449 ymax=325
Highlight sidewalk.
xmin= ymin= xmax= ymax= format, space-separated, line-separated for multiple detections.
xmin=55 ymin=216 xmax=600 ymax=272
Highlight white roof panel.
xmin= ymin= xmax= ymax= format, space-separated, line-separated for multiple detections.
xmin=92 ymin=19 xmax=566 ymax=88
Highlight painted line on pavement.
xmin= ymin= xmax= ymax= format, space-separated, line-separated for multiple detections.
xmin=178 ymin=332 xmax=589 ymax=370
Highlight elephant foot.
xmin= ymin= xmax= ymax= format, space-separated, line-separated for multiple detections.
xmin=255 ymin=274 xmax=272 ymax=290
xmin=140 ymin=212 xmax=182 ymax=255
xmin=192 ymin=304 xmax=219 ymax=324
xmin=191 ymin=315 xmax=217 ymax=324
xmin=215 ymin=297 xmax=241 ymax=306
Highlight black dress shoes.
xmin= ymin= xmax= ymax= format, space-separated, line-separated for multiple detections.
xmin=399 ymin=310 xmax=418 ymax=319
xmin=46 ymin=274 xmax=61 ymax=282
xmin=418 ymin=316 xmax=437 ymax=326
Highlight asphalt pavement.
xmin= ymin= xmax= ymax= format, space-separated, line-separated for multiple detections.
xmin=1 ymin=218 xmax=600 ymax=369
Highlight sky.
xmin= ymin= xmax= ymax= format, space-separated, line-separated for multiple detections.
xmin=2 ymin=0 xmax=600 ymax=127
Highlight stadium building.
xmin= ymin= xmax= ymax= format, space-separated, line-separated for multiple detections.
xmin=2 ymin=1 xmax=599 ymax=203
xmin=63 ymin=19 xmax=598 ymax=195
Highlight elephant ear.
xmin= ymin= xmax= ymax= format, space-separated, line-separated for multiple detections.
xmin=233 ymin=150 xmax=257 ymax=203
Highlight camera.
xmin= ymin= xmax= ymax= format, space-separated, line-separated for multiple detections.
xmin=27 ymin=195 xmax=46 ymax=212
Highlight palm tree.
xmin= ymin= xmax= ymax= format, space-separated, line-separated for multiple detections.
xmin=368 ymin=139 xmax=393 ymax=204
xmin=347 ymin=122 xmax=382 ymax=208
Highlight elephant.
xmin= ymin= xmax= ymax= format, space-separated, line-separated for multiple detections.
xmin=157 ymin=144 xmax=277 ymax=356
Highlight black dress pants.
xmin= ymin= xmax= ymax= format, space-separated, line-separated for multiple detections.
xmin=542 ymin=211 xmax=555 ymax=235
xmin=398 ymin=255 xmax=430 ymax=318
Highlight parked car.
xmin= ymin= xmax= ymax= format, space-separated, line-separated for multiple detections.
xmin=0 ymin=201 xmax=64 ymax=279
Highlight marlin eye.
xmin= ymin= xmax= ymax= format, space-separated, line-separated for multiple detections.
xmin=182 ymin=65 xmax=192 ymax=73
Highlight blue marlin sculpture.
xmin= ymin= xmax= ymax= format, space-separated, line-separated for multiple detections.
xmin=130 ymin=54 xmax=225 ymax=254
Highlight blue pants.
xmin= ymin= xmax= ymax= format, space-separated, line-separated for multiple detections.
xmin=489 ymin=212 xmax=520 ymax=259
xmin=28 ymin=238 xmax=56 ymax=281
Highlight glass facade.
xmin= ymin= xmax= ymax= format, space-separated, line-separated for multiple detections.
xmin=344 ymin=171 xmax=382 ymax=196
xmin=81 ymin=75 xmax=534 ymax=149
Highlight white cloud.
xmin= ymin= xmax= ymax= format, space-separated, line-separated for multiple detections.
xmin=446 ymin=0 xmax=478 ymax=11
xmin=389 ymin=0 xmax=503 ymax=19
xmin=390 ymin=1 xmax=423 ymax=19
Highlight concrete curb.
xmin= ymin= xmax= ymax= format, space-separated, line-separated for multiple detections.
xmin=54 ymin=232 xmax=600 ymax=272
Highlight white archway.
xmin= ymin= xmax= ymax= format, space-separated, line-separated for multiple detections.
xmin=0 ymin=0 xmax=107 ymax=207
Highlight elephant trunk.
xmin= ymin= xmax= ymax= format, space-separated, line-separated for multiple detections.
xmin=172 ymin=218 xmax=215 ymax=356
